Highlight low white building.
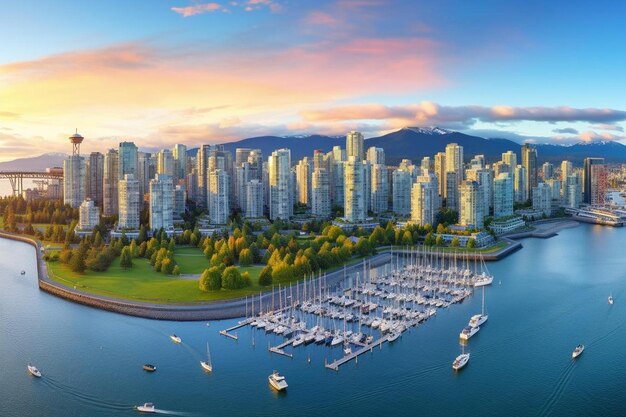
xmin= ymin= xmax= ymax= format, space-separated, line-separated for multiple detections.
xmin=78 ymin=199 xmax=100 ymax=231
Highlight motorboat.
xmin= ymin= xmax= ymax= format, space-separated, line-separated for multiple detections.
xmin=387 ymin=331 xmax=401 ymax=342
xmin=136 ymin=403 xmax=156 ymax=413
xmin=452 ymin=353 xmax=470 ymax=370
xmin=20 ymin=270 xmax=25 ymax=275
xmin=609 ymin=294 xmax=614 ymax=305
xmin=572 ymin=344 xmax=585 ymax=359
xmin=143 ymin=364 xmax=157 ymax=372
xmin=330 ymin=333 xmax=344 ymax=346
xmin=343 ymin=342 xmax=352 ymax=356
xmin=170 ymin=334 xmax=181 ymax=344
xmin=268 ymin=371 xmax=288 ymax=391
xmin=459 ymin=326 xmax=480 ymax=340
xmin=469 ymin=314 xmax=488 ymax=328
xmin=27 ymin=364 xmax=41 ymax=378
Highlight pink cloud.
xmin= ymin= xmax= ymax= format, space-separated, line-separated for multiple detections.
xmin=171 ymin=2 xmax=222 ymax=17
xmin=304 ymin=11 xmax=339 ymax=26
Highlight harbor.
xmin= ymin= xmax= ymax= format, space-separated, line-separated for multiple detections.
xmin=221 ymin=248 xmax=493 ymax=370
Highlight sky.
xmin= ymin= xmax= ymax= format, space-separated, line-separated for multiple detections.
xmin=1 ymin=0 xmax=626 ymax=161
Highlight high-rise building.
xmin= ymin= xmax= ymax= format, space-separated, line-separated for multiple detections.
xmin=118 ymin=141 xmax=138 ymax=179
xmin=186 ymin=169 xmax=197 ymax=204
xmin=174 ymin=185 xmax=185 ymax=216
xmin=582 ymin=157 xmax=606 ymax=205
xmin=268 ymin=149 xmax=292 ymax=220
xmin=346 ymin=131 xmax=365 ymax=162
xmin=514 ymin=165 xmax=527 ymax=202
xmin=172 ymin=144 xmax=187 ymax=183
xmin=78 ymin=198 xmax=100 ymax=231
xmin=493 ymin=173 xmax=513 ymax=219
xmin=469 ymin=155 xmax=485 ymax=169
xmin=295 ymin=157 xmax=311 ymax=206
xmin=421 ymin=156 xmax=432 ymax=172
xmin=542 ymin=162 xmax=554 ymax=180
xmin=566 ymin=173 xmax=582 ymax=208
xmin=366 ymin=147 xmax=385 ymax=165
xmin=311 ymin=167 xmax=331 ymax=218
xmin=445 ymin=143 xmax=464 ymax=185
xmin=245 ymin=180 xmax=264 ymax=218
xmin=344 ymin=156 xmax=366 ymax=222
xmin=445 ymin=171 xmax=458 ymax=211
xmin=501 ymin=151 xmax=517 ymax=175
xmin=560 ymin=160 xmax=573 ymax=181
xmin=370 ymin=163 xmax=388 ymax=214
xmin=521 ymin=143 xmax=538 ymax=199
xmin=157 ymin=149 xmax=175 ymax=178
xmin=362 ymin=160 xmax=371 ymax=214
xmin=149 ymin=174 xmax=174 ymax=231
xmin=103 ymin=149 xmax=119 ymax=216
xmin=332 ymin=158 xmax=345 ymax=208
xmin=434 ymin=152 xmax=446 ymax=197
xmin=137 ymin=152 xmax=151 ymax=199
xmin=411 ymin=172 xmax=439 ymax=226
xmin=196 ymin=145 xmax=210 ymax=207
xmin=459 ymin=180 xmax=483 ymax=229
xmin=208 ymin=169 xmax=230 ymax=224
xmin=63 ymin=131 xmax=86 ymax=208
xmin=118 ymin=174 xmax=140 ymax=230
xmin=235 ymin=163 xmax=251 ymax=211
xmin=532 ymin=182 xmax=552 ymax=216
xmin=86 ymin=152 xmax=104 ymax=207
xmin=392 ymin=169 xmax=412 ymax=216
xmin=466 ymin=168 xmax=492 ymax=219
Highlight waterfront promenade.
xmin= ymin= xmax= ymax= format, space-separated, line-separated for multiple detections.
xmin=0 ymin=218 xmax=580 ymax=321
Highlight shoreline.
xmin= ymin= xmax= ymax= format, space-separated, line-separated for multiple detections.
xmin=0 ymin=218 xmax=581 ymax=322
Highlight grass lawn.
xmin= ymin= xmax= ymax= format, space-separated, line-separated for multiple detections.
xmin=47 ymin=258 xmax=266 ymax=303
xmin=173 ymin=246 xmax=210 ymax=274
xmin=388 ymin=240 xmax=508 ymax=253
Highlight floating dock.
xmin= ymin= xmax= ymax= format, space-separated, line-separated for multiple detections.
xmin=325 ymin=335 xmax=389 ymax=371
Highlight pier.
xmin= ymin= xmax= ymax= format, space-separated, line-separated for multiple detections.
xmin=219 ymin=318 xmax=254 ymax=340
xmin=325 ymin=335 xmax=389 ymax=371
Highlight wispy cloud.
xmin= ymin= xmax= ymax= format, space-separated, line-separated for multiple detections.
xmin=171 ymin=2 xmax=223 ymax=17
xmin=301 ymin=102 xmax=626 ymax=126
xmin=591 ymin=123 xmax=624 ymax=132
xmin=553 ymin=127 xmax=579 ymax=134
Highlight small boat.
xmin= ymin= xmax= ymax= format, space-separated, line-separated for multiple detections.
xmin=27 ymin=364 xmax=41 ymax=378
xmin=268 ymin=371 xmax=288 ymax=391
xmin=200 ymin=342 xmax=212 ymax=372
xmin=143 ymin=364 xmax=156 ymax=372
xmin=608 ymin=294 xmax=614 ymax=305
xmin=572 ymin=344 xmax=585 ymax=359
xmin=387 ymin=331 xmax=401 ymax=342
xmin=452 ymin=353 xmax=470 ymax=370
xmin=20 ymin=270 xmax=25 ymax=275
xmin=170 ymin=334 xmax=181 ymax=344
xmin=469 ymin=286 xmax=488 ymax=328
xmin=343 ymin=343 xmax=352 ymax=356
xmin=459 ymin=326 xmax=480 ymax=340
xmin=474 ymin=273 xmax=493 ymax=287
xmin=136 ymin=403 xmax=156 ymax=413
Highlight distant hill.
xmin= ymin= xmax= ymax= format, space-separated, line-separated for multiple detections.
xmin=0 ymin=153 xmax=67 ymax=171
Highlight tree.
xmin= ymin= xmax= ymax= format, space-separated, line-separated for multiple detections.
xmin=259 ymin=265 xmax=273 ymax=286
xmin=69 ymin=250 xmax=86 ymax=273
xmin=424 ymin=232 xmax=435 ymax=246
xmin=222 ymin=266 xmax=247 ymax=289
xmin=466 ymin=238 xmax=476 ymax=249
xmin=120 ymin=246 xmax=133 ymax=269
xmin=451 ymin=236 xmax=460 ymax=248
xmin=435 ymin=235 xmax=444 ymax=246
xmin=239 ymin=248 xmax=253 ymax=266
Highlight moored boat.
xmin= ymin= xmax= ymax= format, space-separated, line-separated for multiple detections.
xmin=459 ymin=325 xmax=479 ymax=340
xmin=268 ymin=371 xmax=288 ymax=391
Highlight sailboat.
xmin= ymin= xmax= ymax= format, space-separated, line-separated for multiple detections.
xmin=200 ymin=342 xmax=213 ymax=372
xmin=469 ymin=286 xmax=488 ymax=328
xmin=608 ymin=293 xmax=614 ymax=305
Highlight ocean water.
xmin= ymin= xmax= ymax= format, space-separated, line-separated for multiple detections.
xmin=1 ymin=223 xmax=625 ymax=416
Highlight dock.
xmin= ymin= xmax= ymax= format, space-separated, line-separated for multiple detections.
xmin=269 ymin=337 xmax=296 ymax=358
xmin=325 ymin=335 xmax=389 ymax=371
xmin=219 ymin=318 xmax=254 ymax=340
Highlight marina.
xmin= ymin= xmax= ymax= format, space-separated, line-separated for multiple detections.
xmin=221 ymin=248 xmax=493 ymax=371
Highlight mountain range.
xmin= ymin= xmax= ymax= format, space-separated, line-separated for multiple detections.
xmin=4 ymin=128 xmax=626 ymax=171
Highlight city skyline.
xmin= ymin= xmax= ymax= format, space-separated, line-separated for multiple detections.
xmin=3 ymin=0 xmax=626 ymax=161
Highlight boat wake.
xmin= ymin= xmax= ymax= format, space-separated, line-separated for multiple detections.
xmin=151 ymin=410 xmax=196 ymax=416
xmin=42 ymin=376 xmax=133 ymax=411
xmin=537 ymin=361 xmax=576 ymax=417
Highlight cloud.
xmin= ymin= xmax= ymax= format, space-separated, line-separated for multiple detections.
xmin=0 ymin=111 xmax=19 ymax=119
xmin=171 ymin=2 xmax=222 ymax=17
xmin=301 ymin=102 xmax=626 ymax=127
xmin=591 ymin=123 xmax=624 ymax=132
xmin=552 ymin=127 xmax=579 ymax=134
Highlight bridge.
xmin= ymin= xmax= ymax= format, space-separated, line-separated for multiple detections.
xmin=0 ymin=171 xmax=64 ymax=196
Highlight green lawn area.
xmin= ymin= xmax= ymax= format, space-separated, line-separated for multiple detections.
xmin=388 ymin=240 xmax=508 ymax=253
xmin=173 ymin=246 xmax=210 ymax=274
xmin=47 ymin=258 xmax=266 ymax=303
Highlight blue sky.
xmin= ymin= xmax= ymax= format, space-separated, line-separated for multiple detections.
xmin=1 ymin=0 xmax=625 ymax=159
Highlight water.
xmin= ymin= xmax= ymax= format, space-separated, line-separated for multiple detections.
xmin=1 ymin=224 xmax=625 ymax=416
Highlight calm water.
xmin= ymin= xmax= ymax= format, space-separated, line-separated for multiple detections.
xmin=1 ymin=224 xmax=625 ymax=416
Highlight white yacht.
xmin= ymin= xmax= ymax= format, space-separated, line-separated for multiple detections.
xmin=268 ymin=371 xmax=288 ymax=391
xmin=200 ymin=342 xmax=213 ymax=372
xmin=387 ymin=331 xmax=401 ymax=342
xmin=459 ymin=326 xmax=480 ymax=340
xmin=474 ymin=273 xmax=493 ymax=287
xmin=292 ymin=334 xmax=305 ymax=347
xmin=169 ymin=334 xmax=181 ymax=344
xmin=330 ymin=333 xmax=344 ymax=347
xmin=572 ymin=344 xmax=585 ymax=359
xmin=452 ymin=353 xmax=470 ymax=370
xmin=608 ymin=294 xmax=614 ymax=305
xmin=469 ymin=286 xmax=488 ymax=327
xmin=136 ymin=403 xmax=156 ymax=413
xmin=27 ymin=364 xmax=41 ymax=378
